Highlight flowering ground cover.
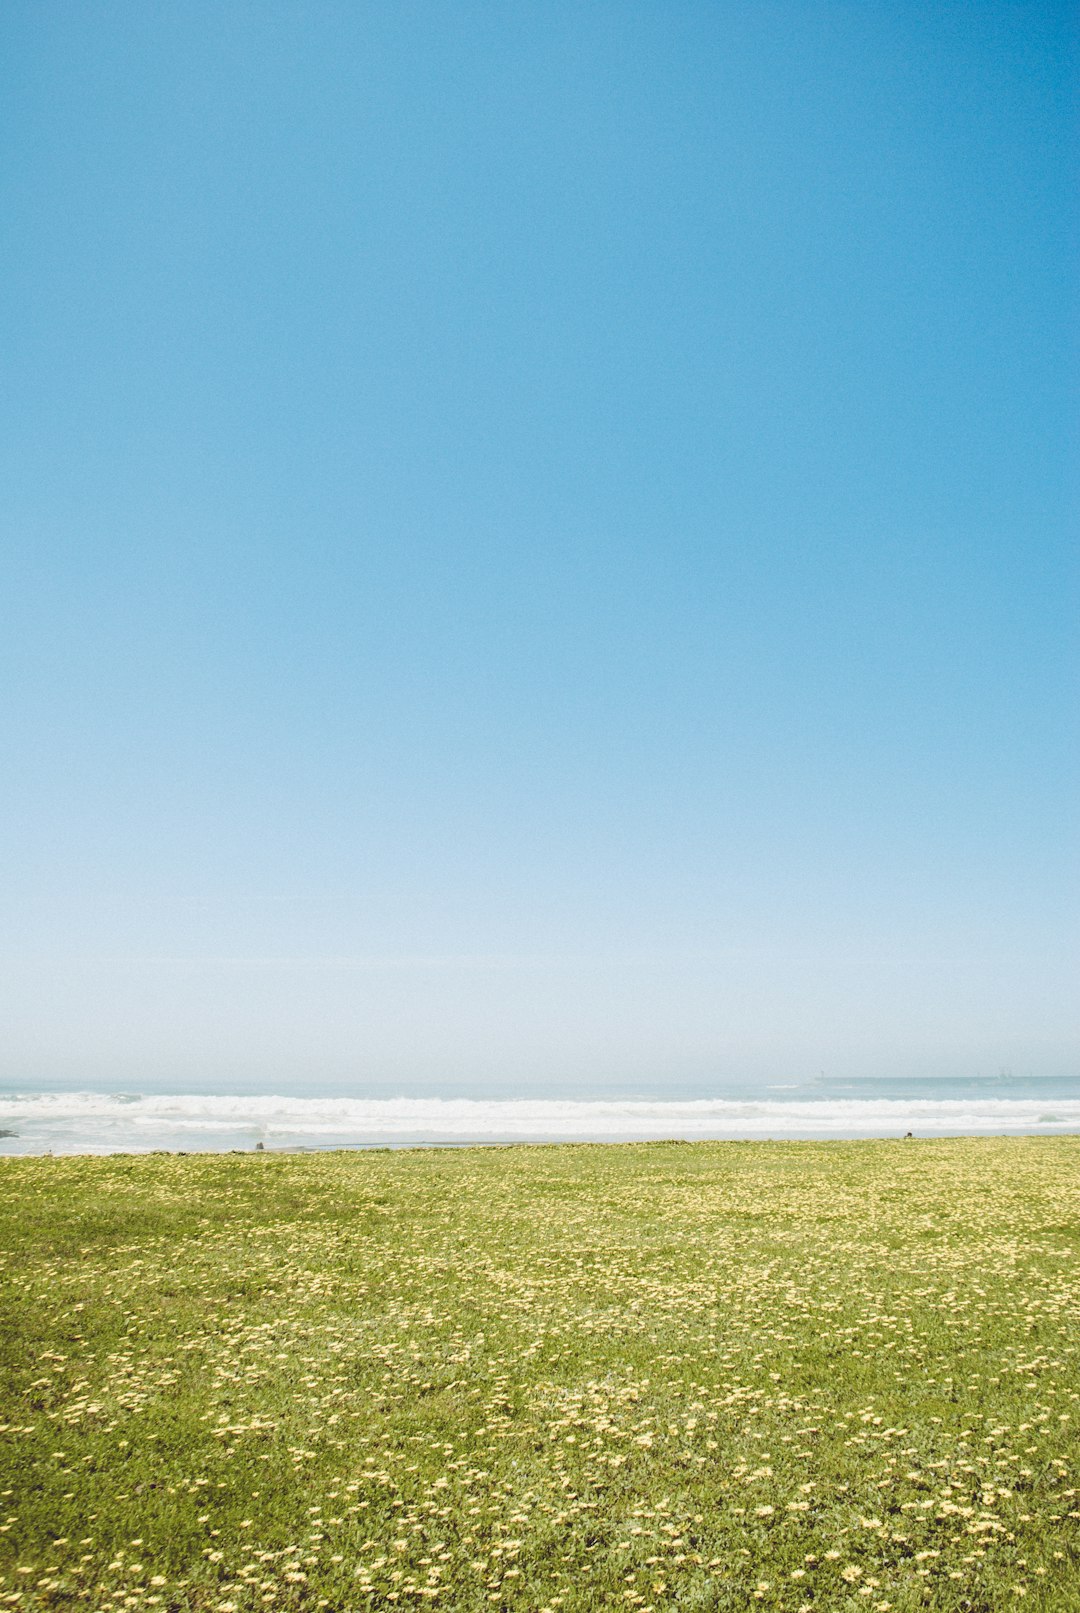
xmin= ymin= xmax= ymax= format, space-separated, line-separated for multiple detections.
xmin=0 ymin=1136 xmax=1077 ymax=1611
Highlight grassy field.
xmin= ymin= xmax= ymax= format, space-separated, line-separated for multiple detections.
xmin=1 ymin=1137 xmax=1078 ymax=1612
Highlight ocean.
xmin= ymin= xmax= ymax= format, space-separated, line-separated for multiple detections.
xmin=0 ymin=1075 xmax=1077 ymax=1155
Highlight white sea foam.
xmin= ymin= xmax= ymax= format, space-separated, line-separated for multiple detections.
xmin=0 ymin=1090 xmax=1078 ymax=1155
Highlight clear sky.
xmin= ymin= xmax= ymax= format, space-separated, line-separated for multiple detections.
xmin=1 ymin=2 xmax=1076 ymax=1095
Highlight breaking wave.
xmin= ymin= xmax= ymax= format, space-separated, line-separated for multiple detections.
xmin=1 ymin=1089 xmax=1078 ymax=1155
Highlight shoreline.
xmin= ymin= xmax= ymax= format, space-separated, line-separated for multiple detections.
xmin=3 ymin=1126 xmax=1079 ymax=1158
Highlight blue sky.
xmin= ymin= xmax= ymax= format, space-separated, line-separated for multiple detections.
xmin=1 ymin=2 xmax=1076 ymax=1094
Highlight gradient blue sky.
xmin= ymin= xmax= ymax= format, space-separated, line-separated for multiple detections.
xmin=1 ymin=1 xmax=1076 ymax=1094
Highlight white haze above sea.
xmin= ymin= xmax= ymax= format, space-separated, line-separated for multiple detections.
xmin=1 ymin=1088 xmax=1078 ymax=1156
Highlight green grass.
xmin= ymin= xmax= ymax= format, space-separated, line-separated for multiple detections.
xmin=1 ymin=1137 xmax=1078 ymax=1611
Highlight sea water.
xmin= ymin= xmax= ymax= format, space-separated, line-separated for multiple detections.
xmin=0 ymin=1075 xmax=1077 ymax=1155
